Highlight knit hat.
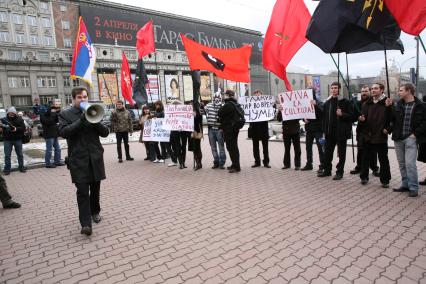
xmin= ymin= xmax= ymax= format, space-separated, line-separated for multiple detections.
xmin=7 ymin=106 xmax=17 ymax=115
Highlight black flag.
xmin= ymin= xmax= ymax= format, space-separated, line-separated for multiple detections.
xmin=306 ymin=0 xmax=404 ymax=54
xmin=191 ymin=70 xmax=201 ymax=103
xmin=132 ymin=58 xmax=149 ymax=105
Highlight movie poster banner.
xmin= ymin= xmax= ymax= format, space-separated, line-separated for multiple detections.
xmin=238 ymin=95 xmax=275 ymax=122
xmin=147 ymin=74 xmax=160 ymax=103
xmin=200 ymin=75 xmax=212 ymax=101
xmin=165 ymin=74 xmax=180 ymax=102
xmin=164 ymin=104 xmax=194 ymax=132
xmin=239 ymin=83 xmax=249 ymax=97
xmin=226 ymin=80 xmax=238 ymax=96
xmin=183 ymin=74 xmax=193 ymax=102
xmin=143 ymin=118 xmax=171 ymax=142
xmin=98 ymin=73 xmax=119 ymax=105
xmin=213 ymin=75 xmax=224 ymax=94
xmin=278 ymin=89 xmax=316 ymax=121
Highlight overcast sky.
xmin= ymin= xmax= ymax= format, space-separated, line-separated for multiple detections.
xmin=106 ymin=0 xmax=425 ymax=78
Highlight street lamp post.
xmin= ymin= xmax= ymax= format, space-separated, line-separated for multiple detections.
xmin=398 ymin=56 xmax=416 ymax=85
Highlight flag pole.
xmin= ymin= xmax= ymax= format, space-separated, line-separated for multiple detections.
xmin=346 ymin=53 xmax=355 ymax=163
xmin=383 ymin=37 xmax=391 ymax=98
xmin=330 ymin=54 xmax=349 ymax=90
xmin=419 ymin=36 xmax=426 ymax=54
xmin=337 ymin=53 xmax=340 ymax=95
xmin=415 ymin=36 xmax=420 ymax=97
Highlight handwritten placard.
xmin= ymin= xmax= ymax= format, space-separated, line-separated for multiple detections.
xmin=278 ymin=89 xmax=315 ymax=121
xmin=143 ymin=118 xmax=171 ymax=142
xmin=238 ymin=95 xmax=275 ymax=122
xmin=164 ymin=104 xmax=194 ymax=132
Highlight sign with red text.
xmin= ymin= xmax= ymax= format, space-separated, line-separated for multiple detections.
xmin=278 ymin=89 xmax=315 ymax=121
xmin=143 ymin=118 xmax=170 ymax=142
xmin=164 ymin=105 xmax=194 ymax=132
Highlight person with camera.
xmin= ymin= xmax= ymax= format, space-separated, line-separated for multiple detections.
xmin=40 ymin=104 xmax=65 ymax=168
xmin=1 ymin=107 xmax=26 ymax=175
xmin=110 ymin=100 xmax=134 ymax=163
xmin=59 ymin=87 xmax=109 ymax=236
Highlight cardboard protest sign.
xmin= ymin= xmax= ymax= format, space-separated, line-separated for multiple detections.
xmin=278 ymin=89 xmax=316 ymax=121
xmin=143 ymin=118 xmax=170 ymax=142
xmin=164 ymin=104 xmax=194 ymax=132
xmin=238 ymin=95 xmax=275 ymax=122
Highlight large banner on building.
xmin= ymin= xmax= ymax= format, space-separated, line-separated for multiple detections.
xmin=165 ymin=74 xmax=180 ymax=102
xmin=147 ymin=74 xmax=160 ymax=103
xmin=213 ymin=75 xmax=224 ymax=94
xmin=164 ymin=104 xmax=194 ymax=132
xmin=238 ymin=95 xmax=275 ymax=122
xmin=183 ymin=75 xmax=193 ymax=102
xmin=79 ymin=4 xmax=263 ymax=64
xmin=200 ymin=75 xmax=212 ymax=102
xmin=98 ymin=73 xmax=119 ymax=105
xmin=143 ymin=118 xmax=170 ymax=142
xmin=278 ymin=89 xmax=316 ymax=121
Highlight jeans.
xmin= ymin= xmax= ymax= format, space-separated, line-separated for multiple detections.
xmin=45 ymin=137 xmax=61 ymax=165
xmin=208 ymin=128 xmax=226 ymax=166
xmin=360 ymin=143 xmax=391 ymax=184
xmin=252 ymin=138 xmax=269 ymax=165
xmin=283 ymin=134 xmax=301 ymax=168
xmin=394 ymin=137 xmax=419 ymax=192
xmin=3 ymin=140 xmax=24 ymax=172
xmin=224 ymin=130 xmax=240 ymax=170
xmin=75 ymin=181 xmax=101 ymax=227
xmin=323 ymin=136 xmax=347 ymax=175
xmin=305 ymin=131 xmax=324 ymax=169
xmin=115 ymin=132 xmax=130 ymax=159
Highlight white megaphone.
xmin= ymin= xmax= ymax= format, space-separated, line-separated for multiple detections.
xmin=79 ymin=101 xmax=105 ymax=124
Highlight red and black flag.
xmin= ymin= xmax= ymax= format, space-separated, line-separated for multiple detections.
xmin=132 ymin=58 xmax=149 ymax=105
xmin=384 ymin=0 xmax=426 ymax=36
xmin=306 ymin=0 xmax=404 ymax=54
xmin=181 ymin=34 xmax=252 ymax=83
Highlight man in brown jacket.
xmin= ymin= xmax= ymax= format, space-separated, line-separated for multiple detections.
xmin=111 ymin=100 xmax=134 ymax=163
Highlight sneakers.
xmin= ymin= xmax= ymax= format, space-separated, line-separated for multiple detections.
xmin=153 ymin=159 xmax=160 ymax=163
xmin=3 ymin=200 xmax=21 ymax=209
xmin=80 ymin=226 xmax=92 ymax=236
xmin=159 ymin=159 xmax=165 ymax=163
xmin=92 ymin=214 xmax=101 ymax=223
xmin=168 ymin=162 xmax=178 ymax=167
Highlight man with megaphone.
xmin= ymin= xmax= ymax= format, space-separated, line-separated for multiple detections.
xmin=59 ymin=87 xmax=109 ymax=236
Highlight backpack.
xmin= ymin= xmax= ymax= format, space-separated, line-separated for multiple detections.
xmin=230 ymin=101 xmax=246 ymax=130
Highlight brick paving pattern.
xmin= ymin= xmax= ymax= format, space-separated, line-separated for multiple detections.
xmin=1 ymin=136 xmax=426 ymax=283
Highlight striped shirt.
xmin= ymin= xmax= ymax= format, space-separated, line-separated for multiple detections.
xmin=402 ymin=101 xmax=415 ymax=138
xmin=205 ymin=102 xmax=222 ymax=129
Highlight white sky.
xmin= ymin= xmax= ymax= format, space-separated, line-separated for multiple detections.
xmin=106 ymin=0 xmax=425 ymax=77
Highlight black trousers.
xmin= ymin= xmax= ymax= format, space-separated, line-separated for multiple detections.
xmin=0 ymin=174 xmax=12 ymax=206
xmin=75 ymin=181 xmax=101 ymax=227
xmin=323 ymin=136 xmax=347 ymax=175
xmin=225 ymin=131 xmax=240 ymax=170
xmin=193 ymin=139 xmax=202 ymax=162
xmin=150 ymin=142 xmax=162 ymax=161
xmin=252 ymin=138 xmax=269 ymax=165
xmin=360 ymin=143 xmax=391 ymax=183
xmin=356 ymin=142 xmax=379 ymax=172
xmin=305 ymin=131 xmax=324 ymax=169
xmin=283 ymin=134 xmax=301 ymax=167
xmin=171 ymin=132 xmax=188 ymax=165
xmin=115 ymin=132 xmax=130 ymax=159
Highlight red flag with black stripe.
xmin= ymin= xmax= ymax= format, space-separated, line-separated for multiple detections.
xmin=181 ymin=34 xmax=252 ymax=83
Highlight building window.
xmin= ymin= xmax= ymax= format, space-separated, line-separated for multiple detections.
xmin=20 ymin=76 xmax=30 ymax=88
xmin=60 ymin=5 xmax=67 ymax=12
xmin=0 ymin=31 xmax=9 ymax=42
xmin=72 ymin=79 xmax=80 ymax=87
xmin=65 ymin=53 xmax=72 ymax=62
xmin=39 ymin=95 xmax=57 ymax=105
xmin=11 ymin=95 xmax=32 ymax=107
xmin=0 ymin=11 xmax=7 ymax=22
xmin=27 ymin=15 xmax=37 ymax=26
xmin=43 ymin=36 xmax=53 ymax=46
xmin=65 ymin=94 xmax=72 ymax=105
xmin=64 ymin=38 xmax=72 ymax=48
xmin=8 ymin=50 xmax=22 ymax=60
xmin=63 ymin=77 xmax=71 ymax=87
xmin=12 ymin=14 xmax=22 ymax=25
xmin=8 ymin=77 xmax=18 ymax=88
xmin=37 ymin=76 xmax=56 ymax=88
xmin=61 ymin=20 xmax=70 ymax=30
xmin=40 ymin=2 xmax=48 ymax=11
xmin=38 ymin=51 xmax=49 ymax=62
xmin=16 ymin=33 xmax=25 ymax=44
xmin=41 ymin=17 xmax=51 ymax=28
xmin=30 ymin=35 xmax=38 ymax=45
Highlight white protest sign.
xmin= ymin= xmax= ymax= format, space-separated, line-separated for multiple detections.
xmin=278 ymin=89 xmax=316 ymax=121
xmin=143 ymin=118 xmax=171 ymax=142
xmin=164 ymin=104 xmax=194 ymax=132
xmin=238 ymin=95 xmax=276 ymax=122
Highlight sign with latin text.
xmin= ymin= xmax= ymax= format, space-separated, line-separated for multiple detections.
xmin=278 ymin=89 xmax=316 ymax=121
xmin=143 ymin=118 xmax=170 ymax=142
xmin=164 ymin=104 xmax=194 ymax=132
xmin=238 ymin=95 xmax=275 ymax=122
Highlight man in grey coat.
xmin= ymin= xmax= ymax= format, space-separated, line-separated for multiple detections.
xmin=59 ymin=87 xmax=109 ymax=236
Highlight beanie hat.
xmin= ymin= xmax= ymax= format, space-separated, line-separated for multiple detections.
xmin=7 ymin=106 xmax=17 ymax=115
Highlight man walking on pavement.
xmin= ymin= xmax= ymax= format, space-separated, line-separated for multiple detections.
xmin=110 ymin=100 xmax=134 ymax=163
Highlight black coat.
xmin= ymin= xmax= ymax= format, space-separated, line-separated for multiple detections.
xmin=276 ymin=112 xmax=300 ymax=135
xmin=1 ymin=116 xmax=25 ymax=141
xmin=322 ymin=97 xmax=355 ymax=140
xmin=40 ymin=110 xmax=59 ymax=139
xmin=418 ymin=143 xmax=426 ymax=163
xmin=59 ymin=106 xmax=109 ymax=184
xmin=390 ymin=98 xmax=426 ymax=143
xmin=305 ymin=100 xmax=324 ymax=133
xmin=248 ymin=121 xmax=269 ymax=140
xmin=218 ymin=97 xmax=239 ymax=135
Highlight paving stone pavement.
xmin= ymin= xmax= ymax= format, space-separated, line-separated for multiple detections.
xmin=1 ymin=136 xmax=426 ymax=284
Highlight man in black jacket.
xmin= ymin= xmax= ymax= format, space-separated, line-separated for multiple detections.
xmin=218 ymin=90 xmax=241 ymax=173
xmin=1 ymin=107 xmax=26 ymax=175
xmin=318 ymin=82 xmax=355 ymax=180
xmin=41 ymin=104 xmax=65 ymax=168
xmin=386 ymin=83 xmax=426 ymax=197
xmin=59 ymin=87 xmax=109 ymax=235
xmin=301 ymin=90 xmax=324 ymax=172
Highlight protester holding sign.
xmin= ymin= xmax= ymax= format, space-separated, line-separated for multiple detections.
xmin=247 ymin=90 xmax=271 ymax=168
xmin=168 ymin=101 xmax=190 ymax=169
xmin=152 ymin=101 xmax=167 ymax=163
xmin=318 ymin=82 xmax=355 ymax=180
xmin=139 ymin=106 xmax=152 ymax=161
